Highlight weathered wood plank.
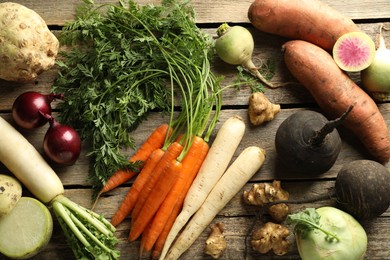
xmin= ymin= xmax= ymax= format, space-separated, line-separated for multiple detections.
xmin=0 ymin=1 xmax=389 ymax=259
xmin=1 ymin=23 xmax=390 ymax=111
xmin=5 ymin=0 xmax=390 ymax=26
xmin=7 ymin=182 xmax=389 ymax=260
xmin=1 ymin=104 xmax=389 ymax=187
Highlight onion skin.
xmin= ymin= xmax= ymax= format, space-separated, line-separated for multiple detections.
xmin=43 ymin=116 xmax=81 ymax=166
xmin=12 ymin=92 xmax=64 ymax=129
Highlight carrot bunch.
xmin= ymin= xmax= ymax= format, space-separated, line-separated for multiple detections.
xmin=91 ymin=50 xmax=223 ymax=257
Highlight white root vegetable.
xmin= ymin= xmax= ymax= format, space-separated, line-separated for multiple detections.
xmin=0 ymin=2 xmax=59 ymax=82
xmin=0 ymin=174 xmax=22 ymax=217
xmin=159 ymin=115 xmax=246 ymax=260
xmin=0 ymin=116 xmax=63 ymax=203
xmin=0 ymin=116 xmax=119 ymax=259
xmin=164 ymin=146 xmax=266 ymax=260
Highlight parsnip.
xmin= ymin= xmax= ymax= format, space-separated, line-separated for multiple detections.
xmin=159 ymin=115 xmax=246 ymax=260
xmin=165 ymin=146 xmax=266 ymax=260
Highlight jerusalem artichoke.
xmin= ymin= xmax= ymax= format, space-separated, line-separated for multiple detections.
xmin=243 ymin=180 xmax=289 ymax=222
xmin=204 ymin=223 xmax=227 ymax=259
xmin=251 ymin=222 xmax=290 ymax=255
xmin=248 ymin=92 xmax=280 ymax=125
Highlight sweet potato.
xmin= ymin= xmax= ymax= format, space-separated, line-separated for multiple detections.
xmin=248 ymin=0 xmax=360 ymax=51
xmin=282 ymin=40 xmax=390 ymax=164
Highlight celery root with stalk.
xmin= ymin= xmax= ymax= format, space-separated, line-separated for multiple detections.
xmin=0 ymin=116 xmax=119 ymax=259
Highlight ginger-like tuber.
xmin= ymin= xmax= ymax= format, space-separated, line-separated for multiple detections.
xmin=248 ymin=92 xmax=280 ymax=126
xmin=204 ymin=223 xmax=227 ymax=259
xmin=0 ymin=2 xmax=59 ymax=82
xmin=243 ymin=180 xmax=290 ymax=222
xmin=251 ymin=222 xmax=290 ymax=255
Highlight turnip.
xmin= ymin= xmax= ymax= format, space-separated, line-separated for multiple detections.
xmin=275 ymin=107 xmax=352 ymax=174
xmin=215 ymin=23 xmax=280 ymax=88
xmin=361 ymin=24 xmax=390 ymax=101
xmin=288 ymin=207 xmax=368 ymax=260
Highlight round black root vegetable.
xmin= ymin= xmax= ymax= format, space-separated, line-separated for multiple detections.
xmin=335 ymin=160 xmax=390 ymax=220
xmin=275 ymin=107 xmax=352 ymax=174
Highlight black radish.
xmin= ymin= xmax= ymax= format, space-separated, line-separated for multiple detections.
xmin=335 ymin=160 xmax=390 ymax=220
xmin=268 ymin=159 xmax=390 ymax=220
xmin=275 ymin=106 xmax=353 ymax=174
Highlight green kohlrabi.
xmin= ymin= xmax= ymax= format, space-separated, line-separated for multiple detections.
xmin=288 ymin=207 xmax=367 ymax=260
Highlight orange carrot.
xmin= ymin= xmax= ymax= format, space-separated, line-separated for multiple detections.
xmin=151 ymin=202 xmax=181 ymax=259
xmin=129 ymin=159 xmax=183 ymax=241
xmin=151 ymin=140 xmax=209 ymax=258
xmin=110 ymin=148 xmax=165 ymax=227
xmin=139 ymin=223 xmax=152 ymax=258
xmin=131 ymin=141 xmax=183 ymax=222
xmin=94 ymin=124 xmax=170 ymax=200
xmin=141 ymin=136 xmax=206 ymax=252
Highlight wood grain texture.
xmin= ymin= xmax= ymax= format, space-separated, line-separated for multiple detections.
xmin=5 ymin=0 xmax=390 ymax=25
xmin=0 ymin=0 xmax=389 ymax=259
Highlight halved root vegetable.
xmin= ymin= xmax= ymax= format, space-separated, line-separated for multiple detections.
xmin=159 ymin=115 xmax=246 ymax=260
xmin=283 ymin=40 xmax=390 ymax=163
xmin=0 ymin=116 xmax=119 ymax=259
xmin=333 ymin=32 xmax=376 ymax=72
xmin=164 ymin=146 xmax=266 ymax=260
xmin=248 ymin=0 xmax=360 ymax=51
xmin=0 ymin=174 xmax=22 ymax=217
xmin=0 ymin=197 xmax=53 ymax=259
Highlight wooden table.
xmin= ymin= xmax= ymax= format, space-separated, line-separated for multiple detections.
xmin=1 ymin=0 xmax=389 ymax=259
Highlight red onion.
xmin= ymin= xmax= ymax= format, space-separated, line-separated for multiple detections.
xmin=12 ymin=91 xmax=64 ymax=129
xmin=41 ymin=113 xmax=81 ymax=166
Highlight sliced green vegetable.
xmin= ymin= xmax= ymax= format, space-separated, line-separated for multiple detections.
xmin=0 ymin=197 xmax=53 ymax=259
